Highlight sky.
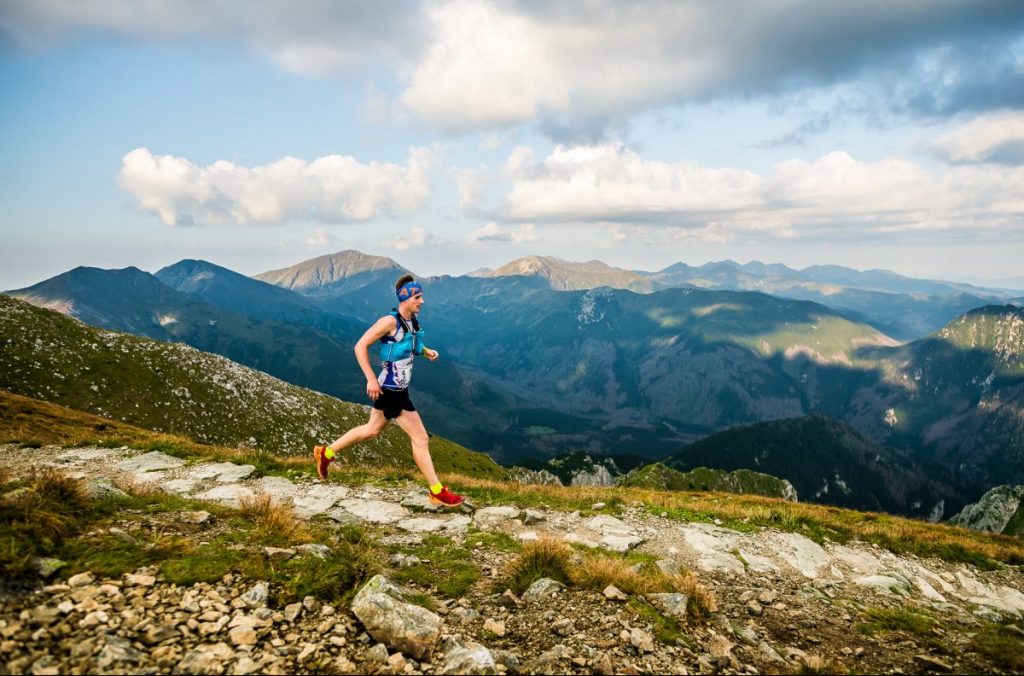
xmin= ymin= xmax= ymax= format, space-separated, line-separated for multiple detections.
xmin=2 ymin=0 xmax=1024 ymax=291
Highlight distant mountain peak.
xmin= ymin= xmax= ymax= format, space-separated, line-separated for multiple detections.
xmin=253 ymin=250 xmax=409 ymax=292
xmin=486 ymin=255 xmax=657 ymax=292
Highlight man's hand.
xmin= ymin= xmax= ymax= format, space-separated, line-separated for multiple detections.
xmin=366 ymin=378 xmax=381 ymax=401
xmin=424 ymin=348 xmax=439 ymax=361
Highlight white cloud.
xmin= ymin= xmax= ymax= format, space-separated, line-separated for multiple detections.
xmin=118 ymin=147 xmax=434 ymax=226
xmin=384 ymin=226 xmax=442 ymax=251
xmin=305 ymin=227 xmax=343 ymax=250
xmin=492 ymin=142 xmax=1024 ymax=241
xmin=930 ymin=110 xmax=1024 ymax=164
xmin=5 ymin=1 xmax=1018 ymax=135
xmin=467 ymin=222 xmax=537 ymax=243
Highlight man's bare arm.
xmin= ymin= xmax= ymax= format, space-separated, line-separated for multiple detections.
xmin=355 ymin=316 xmax=396 ymax=399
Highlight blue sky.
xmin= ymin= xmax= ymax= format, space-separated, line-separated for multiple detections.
xmin=2 ymin=1 xmax=1023 ymax=290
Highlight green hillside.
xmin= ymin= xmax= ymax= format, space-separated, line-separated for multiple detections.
xmin=663 ymin=414 xmax=969 ymax=517
xmin=620 ymin=463 xmax=797 ymax=500
xmin=0 ymin=294 xmax=507 ymax=480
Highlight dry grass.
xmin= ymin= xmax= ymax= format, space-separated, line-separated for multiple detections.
xmin=794 ymin=655 xmax=846 ymax=675
xmin=238 ymin=493 xmax=307 ymax=545
xmin=501 ymin=538 xmax=573 ymax=594
xmin=444 ymin=472 xmax=1024 ymax=567
xmin=666 ymin=571 xmax=717 ymax=617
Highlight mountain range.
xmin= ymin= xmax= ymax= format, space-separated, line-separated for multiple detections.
xmin=6 ymin=249 xmax=1023 ymax=499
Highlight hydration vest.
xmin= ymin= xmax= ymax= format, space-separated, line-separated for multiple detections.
xmin=378 ymin=309 xmax=424 ymax=363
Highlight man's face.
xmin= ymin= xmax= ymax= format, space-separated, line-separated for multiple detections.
xmin=406 ymin=293 xmax=424 ymax=313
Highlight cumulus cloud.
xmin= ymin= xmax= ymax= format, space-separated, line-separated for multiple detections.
xmin=467 ymin=222 xmax=537 ymax=243
xmin=490 ymin=142 xmax=1024 ymax=242
xmin=118 ymin=147 xmax=434 ymax=226
xmin=384 ymin=226 xmax=443 ymax=251
xmin=930 ymin=110 xmax=1024 ymax=164
xmin=4 ymin=1 xmax=1021 ymax=135
xmin=397 ymin=0 xmax=1024 ymax=134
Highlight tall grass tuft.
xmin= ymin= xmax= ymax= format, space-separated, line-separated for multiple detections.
xmin=501 ymin=538 xmax=573 ymax=594
xmin=238 ymin=493 xmax=305 ymax=545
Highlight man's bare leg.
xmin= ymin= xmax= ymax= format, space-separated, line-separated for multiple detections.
xmin=393 ymin=410 xmax=440 ymax=486
xmin=328 ymin=409 xmax=388 ymax=454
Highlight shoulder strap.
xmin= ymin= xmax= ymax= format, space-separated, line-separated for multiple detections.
xmin=390 ymin=308 xmax=412 ymax=334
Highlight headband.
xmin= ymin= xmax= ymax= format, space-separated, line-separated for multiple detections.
xmin=396 ymin=281 xmax=423 ymax=302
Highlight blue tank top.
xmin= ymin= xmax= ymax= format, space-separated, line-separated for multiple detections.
xmin=377 ymin=311 xmax=424 ymax=390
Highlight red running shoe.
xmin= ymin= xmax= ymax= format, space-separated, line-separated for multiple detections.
xmin=313 ymin=444 xmax=333 ymax=480
xmin=429 ymin=485 xmax=464 ymax=507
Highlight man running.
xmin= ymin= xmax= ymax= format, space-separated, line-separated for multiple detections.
xmin=313 ymin=274 xmax=464 ymax=506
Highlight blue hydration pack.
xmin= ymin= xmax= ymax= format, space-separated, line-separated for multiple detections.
xmin=378 ymin=310 xmax=425 ymax=363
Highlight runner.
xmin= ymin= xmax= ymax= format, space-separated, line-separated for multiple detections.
xmin=313 ymin=274 xmax=464 ymax=506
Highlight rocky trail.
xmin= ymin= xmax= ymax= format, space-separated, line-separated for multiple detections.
xmin=3 ymin=444 xmax=1024 ymax=675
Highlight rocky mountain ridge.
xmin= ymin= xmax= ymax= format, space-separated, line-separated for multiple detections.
xmin=3 ymin=442 xmax=1023 ymax=675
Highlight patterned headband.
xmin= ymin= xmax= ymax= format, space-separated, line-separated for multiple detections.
xmin=396 ymin=281 xmax=423 ymax=301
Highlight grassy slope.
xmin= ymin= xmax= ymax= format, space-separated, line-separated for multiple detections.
xmin=621 ymin=462 xmax=794 ymax=499
xmin=0 ymin=293 xmax=506 ymax=480
xmin=2 ymin=389 xmax=1023 ymax=569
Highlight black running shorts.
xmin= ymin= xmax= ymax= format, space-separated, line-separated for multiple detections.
xmin=373 ymin=387 xmax=416 ymax=420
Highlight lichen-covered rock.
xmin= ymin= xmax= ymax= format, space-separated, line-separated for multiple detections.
xmin=521 ymin=578 xmax=566 ymax=602
xmin=350 ymin=575 xmax=442 ymax=660
xmin=438 ymin=636 xmax=497 ymax=675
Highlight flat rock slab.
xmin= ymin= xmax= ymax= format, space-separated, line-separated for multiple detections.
xmin=255 ymin=476 xmax=299 ymax=501
xmin=161 ymin=479 xmax=201 ymax=496
xmin=474 ymin=506 xmax=521 ymax=525
xmin=337 ymin=499 xmax=409 ymax=524
xmin=194 ymin=484 xmax=254 ymax=507
xmin=830 ymin=545 xmax=883 ymax=576
xmin=185 ymin=462 xmax=255 ymax=483
xmin=678 ymin=524 xmax=747 ymax=574
xmin=397 ymin=515 xmax=472 ymax=534
xmin=115 ymin=451 xmax=185 ymax=476
xmin=587 ymin=515 xmax=634 ymax=536
xmin=767 ymin=532 xmax=833 ymax=579
xmin=58 ymin=448 xmax=118 ymax=463
xmin=601 ymin=534 xmax=644 ymax=552
xmin=293 ymin=485 xmax=351 ymax=516
xmin=854 ymin=574 xmax=912 ymax=595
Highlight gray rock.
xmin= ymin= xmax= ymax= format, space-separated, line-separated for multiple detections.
xmin=84 ymin=477 xmax=129 ymax=500
xmin=194 ymin=483 xmax=255 ymax=507
xmin=186 ymin=462 xmax=255 ymax=483
xmin=439 ymin=637 xmax=497 ymax=675
xmin=629 ymin=628 xmax=655 ymax=653
xmin=284 ymin=603 xmax=303 ymax=623
xmin=474 ymin=505 xmax=522 ymax=525
xmin=141 ymin=623 xmax=179 ymax=646
xmin=336 ymin=498 xmax=410 ymax=524
xmin=853 ymin=574 xmax=912 ymax=595
xmin=746 ymin=600 xmax=763 ymax=616
xmin=115 ymin=451 xmax=184 ymax=476
xmin=242 ymin=582 xmax=269 ymax=609
xmin=389 ymin=553 xmax=422 ymax=568
xmin=601 ymin=534 xmax=644 ymax=552
xmin=397 ymin=515 xmax=472 ymax=533
xmin=175 ymin=642 xmax=234 ymax=675
xmin=350 ymin=575 xmax=442 ymax=660
xmin=552 ymin=618 xmax=574 ymax=636
xmin=522 ymin=509 xmax=546 ymax=525
xmin=648 ymin=592 xmax=688 ymax=619
xmin=603 ymin=584 xmax=628 ymax=601
xmin=68 ymin=572 xmax=95 ymax=587
xmin=522 ymin=578 xmax=566 ymax=602
xmin=292 ymin=484 xmax=350 ymax=516
xmin=179 ymin=510 xmax=211 ymax=524
xmin=484 ymin=618 xmax=506 ymax=637
xmin=296 ymin=543 xmax=332 ymax=559
xmin=365 ymin=643 xmax=390 ymax=663
xmin=262 ymin=547 xmax=296 ymax=561
xmin=655 ymin=559 xmax=682 ymax=576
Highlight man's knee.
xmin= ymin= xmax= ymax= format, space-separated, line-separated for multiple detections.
xmin=365 ymin=422 xmax=387 ymax=438
xmin=410 ymin=434 xmax=429 ymax=449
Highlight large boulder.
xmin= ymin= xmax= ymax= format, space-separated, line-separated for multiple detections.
xmin=350 ymin=575 xmax=442 ymax=660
